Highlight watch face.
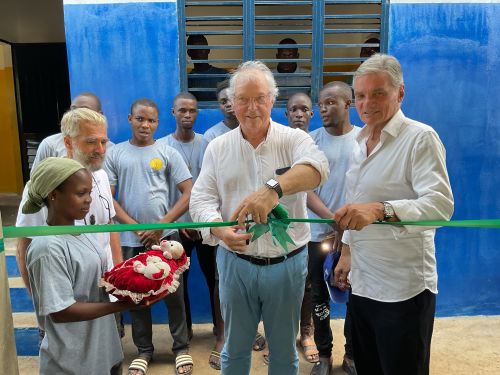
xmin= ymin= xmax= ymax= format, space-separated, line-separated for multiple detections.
xmin=267 ymin=179 xmax=278 ymax=188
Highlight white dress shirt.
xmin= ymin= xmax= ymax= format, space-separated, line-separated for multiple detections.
xmin=190 ymin=120 xmax=329 ymax=258
xmin=343 ymin=110 xmax=454 ymax=302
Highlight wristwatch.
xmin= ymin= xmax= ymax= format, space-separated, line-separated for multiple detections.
xmin=265 ymin=178 xmax=283 ymax=199
xmin=381 ymin=201 xmax=395 ymax=221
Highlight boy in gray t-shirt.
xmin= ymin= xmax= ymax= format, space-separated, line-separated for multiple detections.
xmin=104 ymin=98 xmax=194 ymax=375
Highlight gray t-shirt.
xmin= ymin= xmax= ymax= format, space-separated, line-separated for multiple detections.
xmin=160 ymin=133 xmax=205 ymax=223
xmin=26 ymin=234 xmax=122 ymax=374
xmin=203 ymin=121 xmax=234 ymax=144
xmin=104 ymin=140 xmax=192 ymax=246
xmin=309 ymin=126 xmax=361 ymax=242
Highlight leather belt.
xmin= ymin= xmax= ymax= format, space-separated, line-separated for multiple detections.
xmin=234 ymin=245 xmax=306 ymax=266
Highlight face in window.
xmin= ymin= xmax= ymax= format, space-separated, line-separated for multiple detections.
xmin=172 ymin=98 xmax=198 ymax=130
xmin=232 ymin=70 xmax=274 ymax=134
xmin=276 ymin=47 xmax=299 ymax=73
xmin=285 ymin=93 xmax=313 ymax=132
xmin=318 ymin=86 xmax=351 ymax=129
xmin=49 ymin=169 xmax=93 ymax=224
xmin=67 ymin=121 xmax=108 ymax=172
xmin=128 ymin=104 xmax=159 ymax=146
xmin=217 ymin=88 xmax=236 ymax=119
xmin=353 ymin=72 xmax=404 ymax=129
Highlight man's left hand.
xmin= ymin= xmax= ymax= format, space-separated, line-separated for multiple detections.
xmin=334 ymin=202 xmax=384 ymax=231
xmin=230 ymin=186 xmax=278 ymax=227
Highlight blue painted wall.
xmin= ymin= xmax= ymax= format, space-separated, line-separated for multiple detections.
xmin=390 ymin=3 xmax=500 ymax=316
xmin=62 ymin=1 xmax=500 ymax=320
xmin=64 ymin=2 xmax=180 ymax=141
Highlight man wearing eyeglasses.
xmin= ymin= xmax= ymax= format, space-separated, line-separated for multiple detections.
xmin=190 ymin=61 xmax=329 ymax=375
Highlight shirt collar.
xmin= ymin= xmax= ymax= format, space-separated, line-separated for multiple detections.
xmin=356 ymin=109 xmax=406 ymax=143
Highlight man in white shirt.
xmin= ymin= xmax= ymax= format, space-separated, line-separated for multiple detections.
xmin=16 ymin=108 xmax=121 ymax=293
xmin=190 ymin=60 xmax=329 ymax=375
xmin=333 ymin=54 xmax=454 ymax=375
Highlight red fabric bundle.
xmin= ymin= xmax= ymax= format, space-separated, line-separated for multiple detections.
xmin=100 ymin=240 xmax=190 ymax=304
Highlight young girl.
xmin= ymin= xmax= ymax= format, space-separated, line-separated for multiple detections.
xmin=23 ymin=157 xmax=136 ymax=374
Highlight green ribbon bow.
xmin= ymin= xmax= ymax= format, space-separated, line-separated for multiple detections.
xmin=247 ymin=203 xmax=296 ymax=252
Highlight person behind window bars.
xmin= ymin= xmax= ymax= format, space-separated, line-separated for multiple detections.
xmin=272 ymin=38 xmax=311 ymax=101
xmin=190 ymin=60 xmax=329 ymax=375
xmin=187 ymin=34 xmax=228 ymax=102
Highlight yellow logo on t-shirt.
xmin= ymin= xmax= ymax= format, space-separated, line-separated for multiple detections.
xmin=149 ymin=158 xmax=163 ymax=171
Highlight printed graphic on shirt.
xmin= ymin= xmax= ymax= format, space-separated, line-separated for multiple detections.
xmin=149 ymin=158 xmax=163 ymax=171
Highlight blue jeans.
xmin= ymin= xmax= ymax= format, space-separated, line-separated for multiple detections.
xmin=217 ymin=246 xmax=308 ymax=375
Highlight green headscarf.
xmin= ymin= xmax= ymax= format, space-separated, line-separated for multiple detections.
xmin=22 ymin=157 xmax=85 ymax=214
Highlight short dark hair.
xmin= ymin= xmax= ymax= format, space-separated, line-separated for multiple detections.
xmin=130 ymin=98 xmax=159 ymax=114
xmin=216 ymin=79 xmax=230 ymax=98
xmin=187 ymin=34 xmax=208 ymax=46
xmin=279 ymin=38 xmax=297 ymax=46
xmin=320 ymin=81 xmax=353 ymax=102
xmin=72 ymin=92 xmax=102 ymax=112
xmin=173 ymin=92 xmax=197 ymax=106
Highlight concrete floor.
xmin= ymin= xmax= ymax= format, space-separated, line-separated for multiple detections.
xmin=16 ymin=316 xmax=500 ymax=374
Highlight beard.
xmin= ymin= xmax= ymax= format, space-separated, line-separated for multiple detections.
xmin=73 ymin=145 xmax=104 ymax=172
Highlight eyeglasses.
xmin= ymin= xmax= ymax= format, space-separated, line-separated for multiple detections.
xmin=234 ymin=94 xmax=270 ymax=106
xmin=84 ymin=175 xmax=112 ymax=225
xmin=133 ymin=116 xmax=158 ymax=125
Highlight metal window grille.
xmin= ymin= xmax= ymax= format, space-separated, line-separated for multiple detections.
xmin=179 ymin=0 xmax=387 ymax=107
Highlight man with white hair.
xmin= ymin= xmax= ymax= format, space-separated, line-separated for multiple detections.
xmin=334 ymin=54 xmax=454 ymax=375
xmin=16 ymin=108 xmax=121 ymax=293
xmin=190 ymin=60 xmax=329 ymax=375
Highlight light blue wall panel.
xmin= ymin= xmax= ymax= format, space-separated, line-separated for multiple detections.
xmin=390 ymin=3 xmax=500 ymax=316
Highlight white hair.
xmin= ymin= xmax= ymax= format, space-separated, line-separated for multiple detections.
xmin=354 ymin=53 xmax=404 ymax=88
xmin=228 ymin=60 xmax=279 ymax=99
xmin=60 ymin=107 xmax=107 ymax=139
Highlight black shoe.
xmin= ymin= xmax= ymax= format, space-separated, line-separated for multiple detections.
xmin=310 ymin=357 xmax=332 ymax=375
xmin=342 ymin=355 xmax=358 ymax=375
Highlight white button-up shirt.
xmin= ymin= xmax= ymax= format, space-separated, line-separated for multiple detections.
xmin=343 ymin=110 xmax=454 ymax=302
xmin=190 ymin=120 xmax=329 ymax=258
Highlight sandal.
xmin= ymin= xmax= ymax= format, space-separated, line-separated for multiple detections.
xmin=253 ymin=332 xmax=267 ymax=351
xmin=300 ymin=335 xmax=319 ymax=363
xmin=208 ymin=350 xmax=221 ymax=370
xmin=176 ymin=353 xmax=194 ymax=375
xmin=262 ymin=349 xmax=269 ymax=365
xmin=128 ymin=357 xmax=150 ymax=375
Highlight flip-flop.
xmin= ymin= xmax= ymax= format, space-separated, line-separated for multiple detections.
xmin=175 ymin=353 xmax=194 ymax=375
xmin=128 ymin=357 xmax=150 ymax=375
xmin=208 ymin=350 xmax=221 ymax=370
xmin=253 ymin=332 xmax=267 ymax=351
xmin=300 ymin=336 xmax=319 ymax=363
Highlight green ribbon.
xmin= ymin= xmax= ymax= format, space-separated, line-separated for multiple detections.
xmin=1 ymin=214 xmax=499 ymax=254
xmin=248 ymin=204 xmax=296 ymax=251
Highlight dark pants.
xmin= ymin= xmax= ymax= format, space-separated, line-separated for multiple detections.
xmin=308 ymin=241 xmax=354 ymax=359
xmin=179 ymin=231 xmax=217 ymax=330
xmin=350 ymin=289 xmax=436 ymax=375
xmin=300 ymin=271 xmax=313 ymax=336
xmin=122 ymin=245 xmax=189 ymax=358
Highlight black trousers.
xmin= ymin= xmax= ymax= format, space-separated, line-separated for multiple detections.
xmin=308 ymin=241 xmax=354 ymax=359
xmin=350 ymin=289 xmax=436 ymax=375
xmin=179 ymin=231 xmax=217 ymax=330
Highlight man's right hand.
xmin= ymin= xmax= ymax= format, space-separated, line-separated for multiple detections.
xmin=211 ymin=225 xmax=252 ymax=252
